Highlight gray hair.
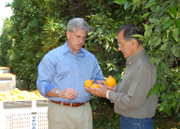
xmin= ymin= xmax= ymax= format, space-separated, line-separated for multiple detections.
xmin=67 ymin=18 xmax=90 ymax=33
xmin=117 ymin=24 xmax=143 ymax=44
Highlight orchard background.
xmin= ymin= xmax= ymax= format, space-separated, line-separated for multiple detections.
xmin=0 ymin=0 xmax=179 ymax=128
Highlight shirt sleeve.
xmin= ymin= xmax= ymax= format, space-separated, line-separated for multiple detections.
xmin=36 ymin=53 xmax=56 ymax=98
xmin=92 ymin=58 xmax=104 ymax=83
xmin=108 ymin=65 xmax=153 ymax=109
xmin=106 ymin=90 xmax=110 ymax=99
xmin=106 ymin=85 xmax=117 ymax=99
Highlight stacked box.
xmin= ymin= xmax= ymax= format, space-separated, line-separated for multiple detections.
xmin=0 ymin=75 xmax=16 ymax=92
xmin=0 ymin=67 xmax=10 ymax=74
xmin=0 ymin=99 xmax=49 ymax=129
xmin=0 ymin=66 xmax=16 ymax=92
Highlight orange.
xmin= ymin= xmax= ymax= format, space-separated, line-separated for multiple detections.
xmin=90 ymin=84 xmax=100 ymax=92
xmin=91 ymin=84 xmax=100 ymax=88
xmin=84 ymin=79 xmax=93 ymax=88
xmin=106 ymin=76 xmax=116 ymax=87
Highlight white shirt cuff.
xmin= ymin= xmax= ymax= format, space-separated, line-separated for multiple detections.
xmin=106 ymin=90 xmax=110 ymax=99
xmin=106 ymin=85 xmax=116 ymax=99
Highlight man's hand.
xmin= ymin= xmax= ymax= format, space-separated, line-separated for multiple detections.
xmin=85 ymin=87 xmax=91 ymax=92
xmin=97 ymin=80 xmax=115 ymax=91
xmin=89 ymin=83 xmax=108 ymax=98
xmin=59 ymin=88 xmax=78 ymax=100
xmin=85 ymin=79 xmax=94 ymax=92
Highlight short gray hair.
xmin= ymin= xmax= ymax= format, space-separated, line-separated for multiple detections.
xmin=67 ymin=18 xmax=90 ymax=33
xmin=117 ymin=24 xmax=143 ymax=44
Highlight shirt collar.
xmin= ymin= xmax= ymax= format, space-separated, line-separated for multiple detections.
xmin=62 ymin=41 xmax=85 ymax=56
xmin=126 ymin=48 xmax=146 ymax=67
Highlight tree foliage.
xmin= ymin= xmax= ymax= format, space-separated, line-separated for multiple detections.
xmin=0 ymin=0 xmax=179 ymax=128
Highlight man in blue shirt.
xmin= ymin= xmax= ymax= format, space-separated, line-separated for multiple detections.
xmin=36 ymin=18 xmax=104 ymax=129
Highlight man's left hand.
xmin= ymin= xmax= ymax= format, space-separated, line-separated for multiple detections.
xmin=89 ymin=83 xmax=108 ymax=98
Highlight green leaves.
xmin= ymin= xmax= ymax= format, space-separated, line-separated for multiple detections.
xmin=172 ymin=28 xmax=179 ymax=42
xmin=144 ymin=0 xmax=157 ymax=9
xmin=170 ymin=5 xmax=177 ymax=18
xmin=160 ymin=42 xmax=168 ymax=51
xmin=114 ymin=0 xmax=127 ymax=5
xmin=171 ymin=44 xmax=179 ymax=57
xmin=132 ymin=0 xmax=141 ymax=5
xmin=132 ymin=34 xmax=144 ymax=38
xmin=175 ymin=19 xmax=180 ymax=32
xmin=142 ymin=12 xmax=151 ymax=18
xmin=163 ymin=19 xmax=174 ymax=30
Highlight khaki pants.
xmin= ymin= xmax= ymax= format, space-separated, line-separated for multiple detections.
xmin=48 ymin=101 xmax=92 ymax=129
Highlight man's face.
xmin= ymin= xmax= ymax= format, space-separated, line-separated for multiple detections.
xmin=66 ymin=27 xmax=87 ymax=55
xmin=117 ymin=31 xmax=134 ymax=58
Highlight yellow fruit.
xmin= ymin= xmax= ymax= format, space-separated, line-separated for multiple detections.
xmin=84 ymin=79 xmax=93 ymax=88
xmin=91 ymin=84 xmax=100 ymax=88
xmin=0 ymin=89 xmax=47 ymax=101
xmin=90 ymin=84 xmax=100 ymax=92
xmin=0 ymin=96 xmax=5 ymax=101
xmin=106 ymin=76 xmax=116 ymax=87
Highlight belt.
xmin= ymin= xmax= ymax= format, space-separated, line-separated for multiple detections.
xmin=51 ymin=100 xmax=87 ymax=107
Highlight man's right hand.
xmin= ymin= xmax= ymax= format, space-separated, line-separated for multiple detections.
xmin=97 ymin=80 xmax=115 ymax=91
xmin=59 ymin=88 xmax=78 ymax=100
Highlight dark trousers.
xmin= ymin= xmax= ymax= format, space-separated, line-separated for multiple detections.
xmin=120 ymin=115 xmax=154 ymax=129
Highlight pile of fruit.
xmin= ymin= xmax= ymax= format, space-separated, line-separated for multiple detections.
xmin=0 ymin=66 xmax=9 ymax=69
xmin=0 ymin=88 xmax=47 ymax=101
xmin=84 ymin=76 xmax=116 ymax=88
xmin=0 ymin=73 xmax=15 ymax=77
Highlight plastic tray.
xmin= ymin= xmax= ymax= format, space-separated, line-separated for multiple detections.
xmin=0 ymin=99 xmax=49 ymax=129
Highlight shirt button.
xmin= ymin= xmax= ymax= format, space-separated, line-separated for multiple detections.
xmin=75 ymin=74 xmax=77 ymax=76
xmin=76 ymin=83 xmax=78 ymax=85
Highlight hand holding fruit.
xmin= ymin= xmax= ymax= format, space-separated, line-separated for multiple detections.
xmin=84 ymin=76 xmax=116 ymax=98
xmin=97 ymin=76 xmax=116 ymax=91
xmin=84 ymin=79 xmax=94 ymax=88
xmin=89 ymin=83 xmax=107 ymax=98
xmin=106 ymin=76 xmax=116 ymax=87
xmin=83 ymin=78 xmax=112 ymax=98
xmin=84 ymin=79 xmax=94 ymax=92
xmin=84 ymin=79 xmax=102 ymax=94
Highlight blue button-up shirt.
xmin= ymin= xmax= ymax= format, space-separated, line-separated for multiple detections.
xmin=36 ymin=41 xmax=104 ymax=103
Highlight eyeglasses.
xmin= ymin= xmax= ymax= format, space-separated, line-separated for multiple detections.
xmin=116 ymin=43 xmax=122 ymax=47
xmin=117 ymin=41 xmax=130 ymax=48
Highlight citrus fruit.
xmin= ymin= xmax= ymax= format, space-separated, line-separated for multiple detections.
xmin=91 ymin=84 xmax=100 ymax=92
xmin=84 ymin=79 xmax=93 ymax=88
xmin=91 ymin=84 xmax=100 ymax=88
xmin=106 ymin=76 xmax=116 ymax=87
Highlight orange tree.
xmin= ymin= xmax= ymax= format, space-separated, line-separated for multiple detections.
xmin=0 ymin=18 xmax=13 ymax=66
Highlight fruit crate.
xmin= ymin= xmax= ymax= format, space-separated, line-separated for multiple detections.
xmin=0 ymin=74 xmax=16 ymax=92
xmin=0 ymin=67 xmax=10 ymax=74
xmin=0 ymin=99 xmax=49 ymax=129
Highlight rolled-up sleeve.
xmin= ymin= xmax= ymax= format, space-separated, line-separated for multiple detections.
xmin=92 ymin=58 xmax=104 ymax=83
xmin=36 ymin=53 xmax=56 ymax=98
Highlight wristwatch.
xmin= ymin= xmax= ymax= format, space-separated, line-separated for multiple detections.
xmin=55 ymin=89 xmax=61 ymax=96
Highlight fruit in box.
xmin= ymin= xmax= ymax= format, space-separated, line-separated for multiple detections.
xmin=0 ymin=88 xmax=48 ymax=101
xmin=0 ymin=73 xmax=15 ymax=77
